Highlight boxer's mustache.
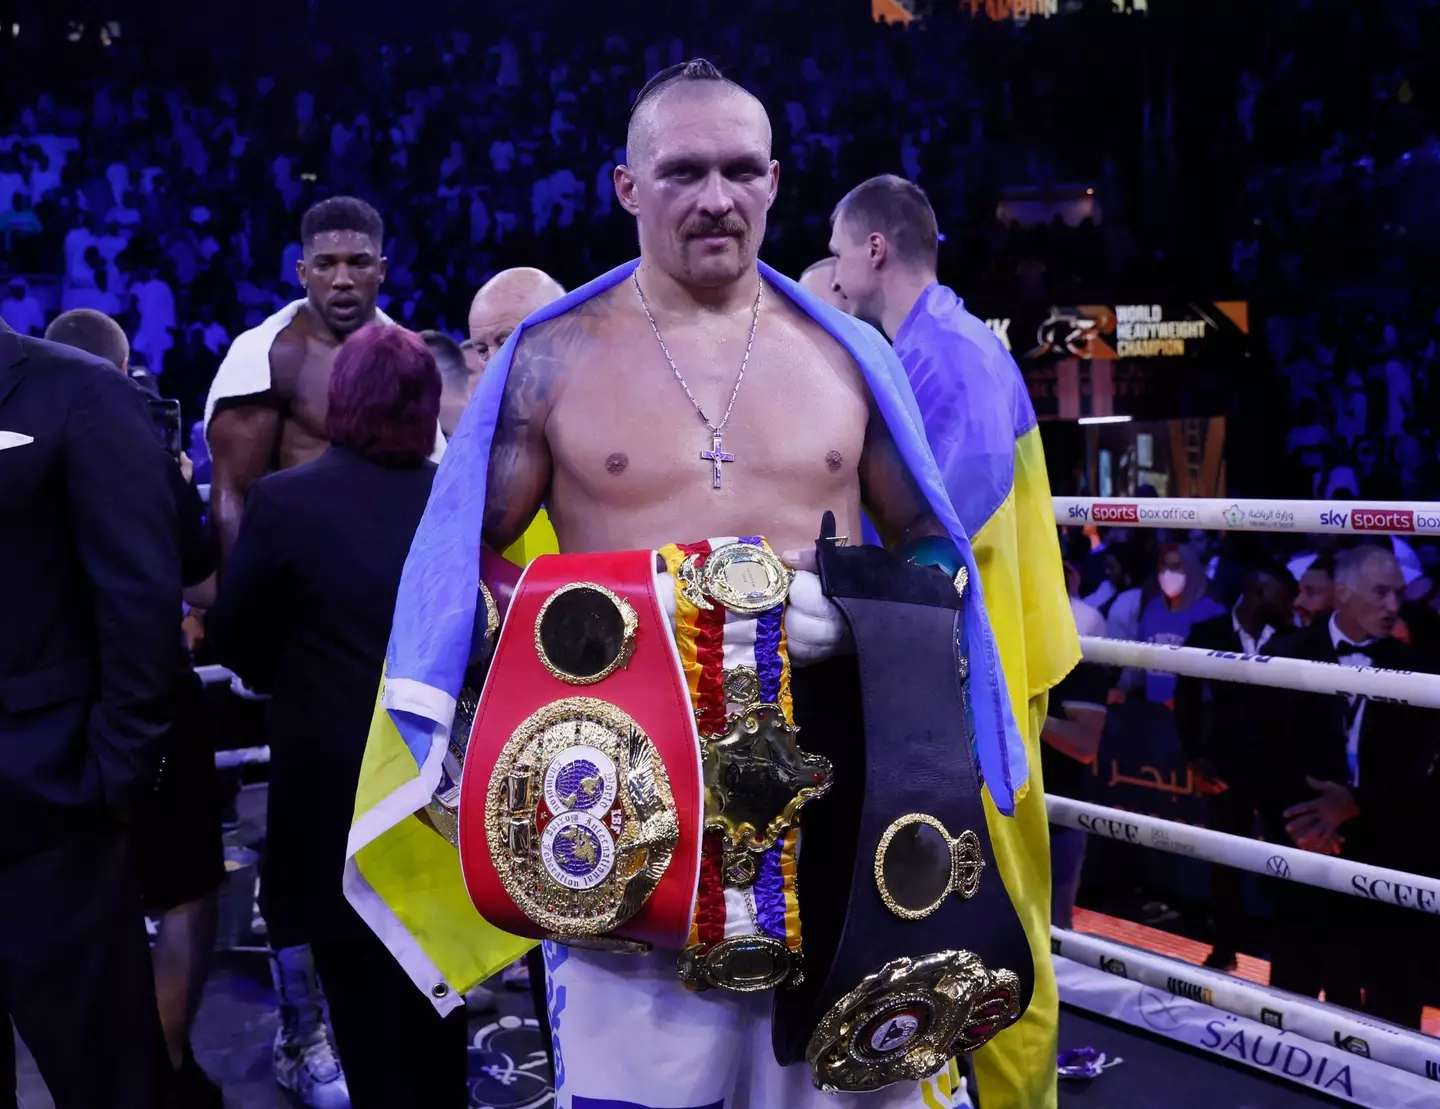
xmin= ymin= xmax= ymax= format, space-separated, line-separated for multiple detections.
xmin=684 ymin=217 xmax=745 ymax=238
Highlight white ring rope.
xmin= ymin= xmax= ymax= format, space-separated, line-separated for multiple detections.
xmin=1051 ymin=928 xmax=1440 ymax=1082
xmin=1078 ymin=635 xmax=1440 ymax=709
xmin=214 ymin=745 xmax=271 ymax=770
xmin=1053 ymin=495 xmax=1440 ymax=535
xmin=1047 ymin=795 xmax=1440 ymax=917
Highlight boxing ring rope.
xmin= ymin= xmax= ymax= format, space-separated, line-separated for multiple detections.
xmin=188 ymin=495 xmax=1436 ymax=1101
xmin=1051 ymin=927 xmax=1440 ymax=1084
xmin=1053 ymin=495 xmax=1440 ymax=536
xmin=1047 ymin=794 xmax=1440 ymax=917
xmin=1079 ymin=635 xmax=1440 ymax=707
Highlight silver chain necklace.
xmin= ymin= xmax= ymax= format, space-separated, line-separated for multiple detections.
xmin=633 ymin=271 xmax=763 ymax=490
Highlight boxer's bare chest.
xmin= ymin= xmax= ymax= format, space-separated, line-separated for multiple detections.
xmin=544 ymin=282 xmax=870 ymax=554
xmin=269 ymin=314 xmax=339 ymax=470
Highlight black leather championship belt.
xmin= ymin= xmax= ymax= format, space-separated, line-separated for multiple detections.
xmin=771 ymin=517 xmax=1033 ymax=1093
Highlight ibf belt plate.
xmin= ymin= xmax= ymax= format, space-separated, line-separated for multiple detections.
xmin=485 ymin=697 xmax=679 ymax=938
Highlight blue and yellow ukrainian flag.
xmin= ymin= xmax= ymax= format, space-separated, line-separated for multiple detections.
xmin=894 ymin=285 xmax=1080 ymax=1109
xmin=343 ymin=511 xmax=557 ymax=1012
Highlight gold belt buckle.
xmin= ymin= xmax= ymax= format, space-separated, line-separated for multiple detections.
xmin=678 ymin=542 xmax=793 ymax=614
xmin=702 ymin=705 xmax=833 ymax=855
xmin=806 ymin=950 xmax=1022 ymax=1092
xmin=679 ymin=934 xmax=799 ymax=993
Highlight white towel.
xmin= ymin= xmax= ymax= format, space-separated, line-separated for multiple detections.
xmin=203 ymin=300 xmax=444 ymax=459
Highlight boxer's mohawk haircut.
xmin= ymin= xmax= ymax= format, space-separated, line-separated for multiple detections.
xmin=301 ymin=195 xmax=385 ymax=248
xmin=631 ymin=57 xmax=729 ymax=118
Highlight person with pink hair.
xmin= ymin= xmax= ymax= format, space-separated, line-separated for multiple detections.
xmin=211 ymin=324 xmax=469 ymax=1109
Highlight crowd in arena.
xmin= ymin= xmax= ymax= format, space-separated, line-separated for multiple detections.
xmin=2 ymin=2 xmax=1437 ymax=497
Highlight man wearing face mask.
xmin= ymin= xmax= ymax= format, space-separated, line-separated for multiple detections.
xmin=1257 ymin=545 xmax=1440 ymax=1028
xmin=1174 ymin=564 xmax=1297 ymax=970
xmin=1123 ymin=546 xmax=1224 ymax=704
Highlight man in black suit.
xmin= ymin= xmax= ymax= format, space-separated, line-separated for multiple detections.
xmin=1259 ymin=544 xmax=1440 ymax=1028
xmin=45 ymin=307 xmax=227 ymax=1105
xmin=1175 ymin=563 xmax=1296 ymax=970
xmin=0 ymin=315 xmax=180 ymax=1104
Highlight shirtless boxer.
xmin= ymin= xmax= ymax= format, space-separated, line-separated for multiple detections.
xmin=349 ymin=59 xmax=1027 ymax=1109
xmin=207 ymin=196 xmax=387 ymax=559
xmin=478 ymin=60 xmax=952 ymax=1107
xmin=204 ymin=197 xmax=382 ymax=1109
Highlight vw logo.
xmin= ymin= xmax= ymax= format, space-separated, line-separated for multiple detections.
xmin=1266 ymin=855 xmax=1291 ymax=879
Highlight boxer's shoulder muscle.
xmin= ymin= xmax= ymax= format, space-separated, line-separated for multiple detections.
xmin=270 ymin=309 xmax=335 ymax=469
xmin=484 ymin=294 xmax=610 ymax=549
xmin=267 ymin=317 xmax=310 ymax=402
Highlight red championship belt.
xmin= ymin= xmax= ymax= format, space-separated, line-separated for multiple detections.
xmin=458 ymin=550 xmax=702 ymax=952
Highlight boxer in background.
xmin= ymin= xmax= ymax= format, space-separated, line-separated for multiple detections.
xmin=204 ymin=197 xmax=392 ymax=1109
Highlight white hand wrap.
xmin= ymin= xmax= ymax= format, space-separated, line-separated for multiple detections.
xmin=653 ymin=567 xmax=848 ymax=667
xmin=784 ymin=570 xmax=851 ymax=667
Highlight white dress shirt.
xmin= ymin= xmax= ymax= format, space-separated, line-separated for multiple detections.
xmin=1231 ymin=603 xmax=1276 ymax=657
xmin=1329 ymin=614 xmax=1377 ymax=787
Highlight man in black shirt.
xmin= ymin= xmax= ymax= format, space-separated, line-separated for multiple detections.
xmin=1174 ymin=562 xmax=1295 ymax=970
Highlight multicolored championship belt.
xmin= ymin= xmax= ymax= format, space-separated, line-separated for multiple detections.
xmin=458 ymin=550 xmax=703 ymax=951
xmin=658 ymin=537 xmax=833 ymax=993
xmin=771 ymin=515 xmax=1033 ymax=1093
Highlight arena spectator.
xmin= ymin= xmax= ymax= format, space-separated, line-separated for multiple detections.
xmin=1174 ymin=564 xmax=1297 ymax=971
xmin=1127 ymin=545 xmax=1226 ymax=705
xmin=0 ymin=278 xmax=43 ymax=336
xmin=1258 ymin=546 xmax=1440 ymax=1029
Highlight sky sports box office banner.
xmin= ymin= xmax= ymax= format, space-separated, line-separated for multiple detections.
xmin=1055 ymin=497 xmax=1440 ymax=536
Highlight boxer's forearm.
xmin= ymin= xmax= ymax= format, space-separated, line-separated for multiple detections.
xmin=208 ymin=404 xmax=280 ymax=566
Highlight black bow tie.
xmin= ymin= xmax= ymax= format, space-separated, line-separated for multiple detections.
xmin=1337 ymin=640 xmax=1373 ymax=659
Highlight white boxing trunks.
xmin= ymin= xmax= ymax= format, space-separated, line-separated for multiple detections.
xmin=542 ymin=942 xmax=959 ymax=1109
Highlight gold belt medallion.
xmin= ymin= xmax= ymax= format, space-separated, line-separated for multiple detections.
xmin=485 ymin=697 xmax=679 ymax=938
xmin=702 ymin=704 xmax=833 ymax=856
xmin=806 ymin=950 xmax=1022 ymax=1092
xmin=677 ymin=542 xmax=794 ymax=614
